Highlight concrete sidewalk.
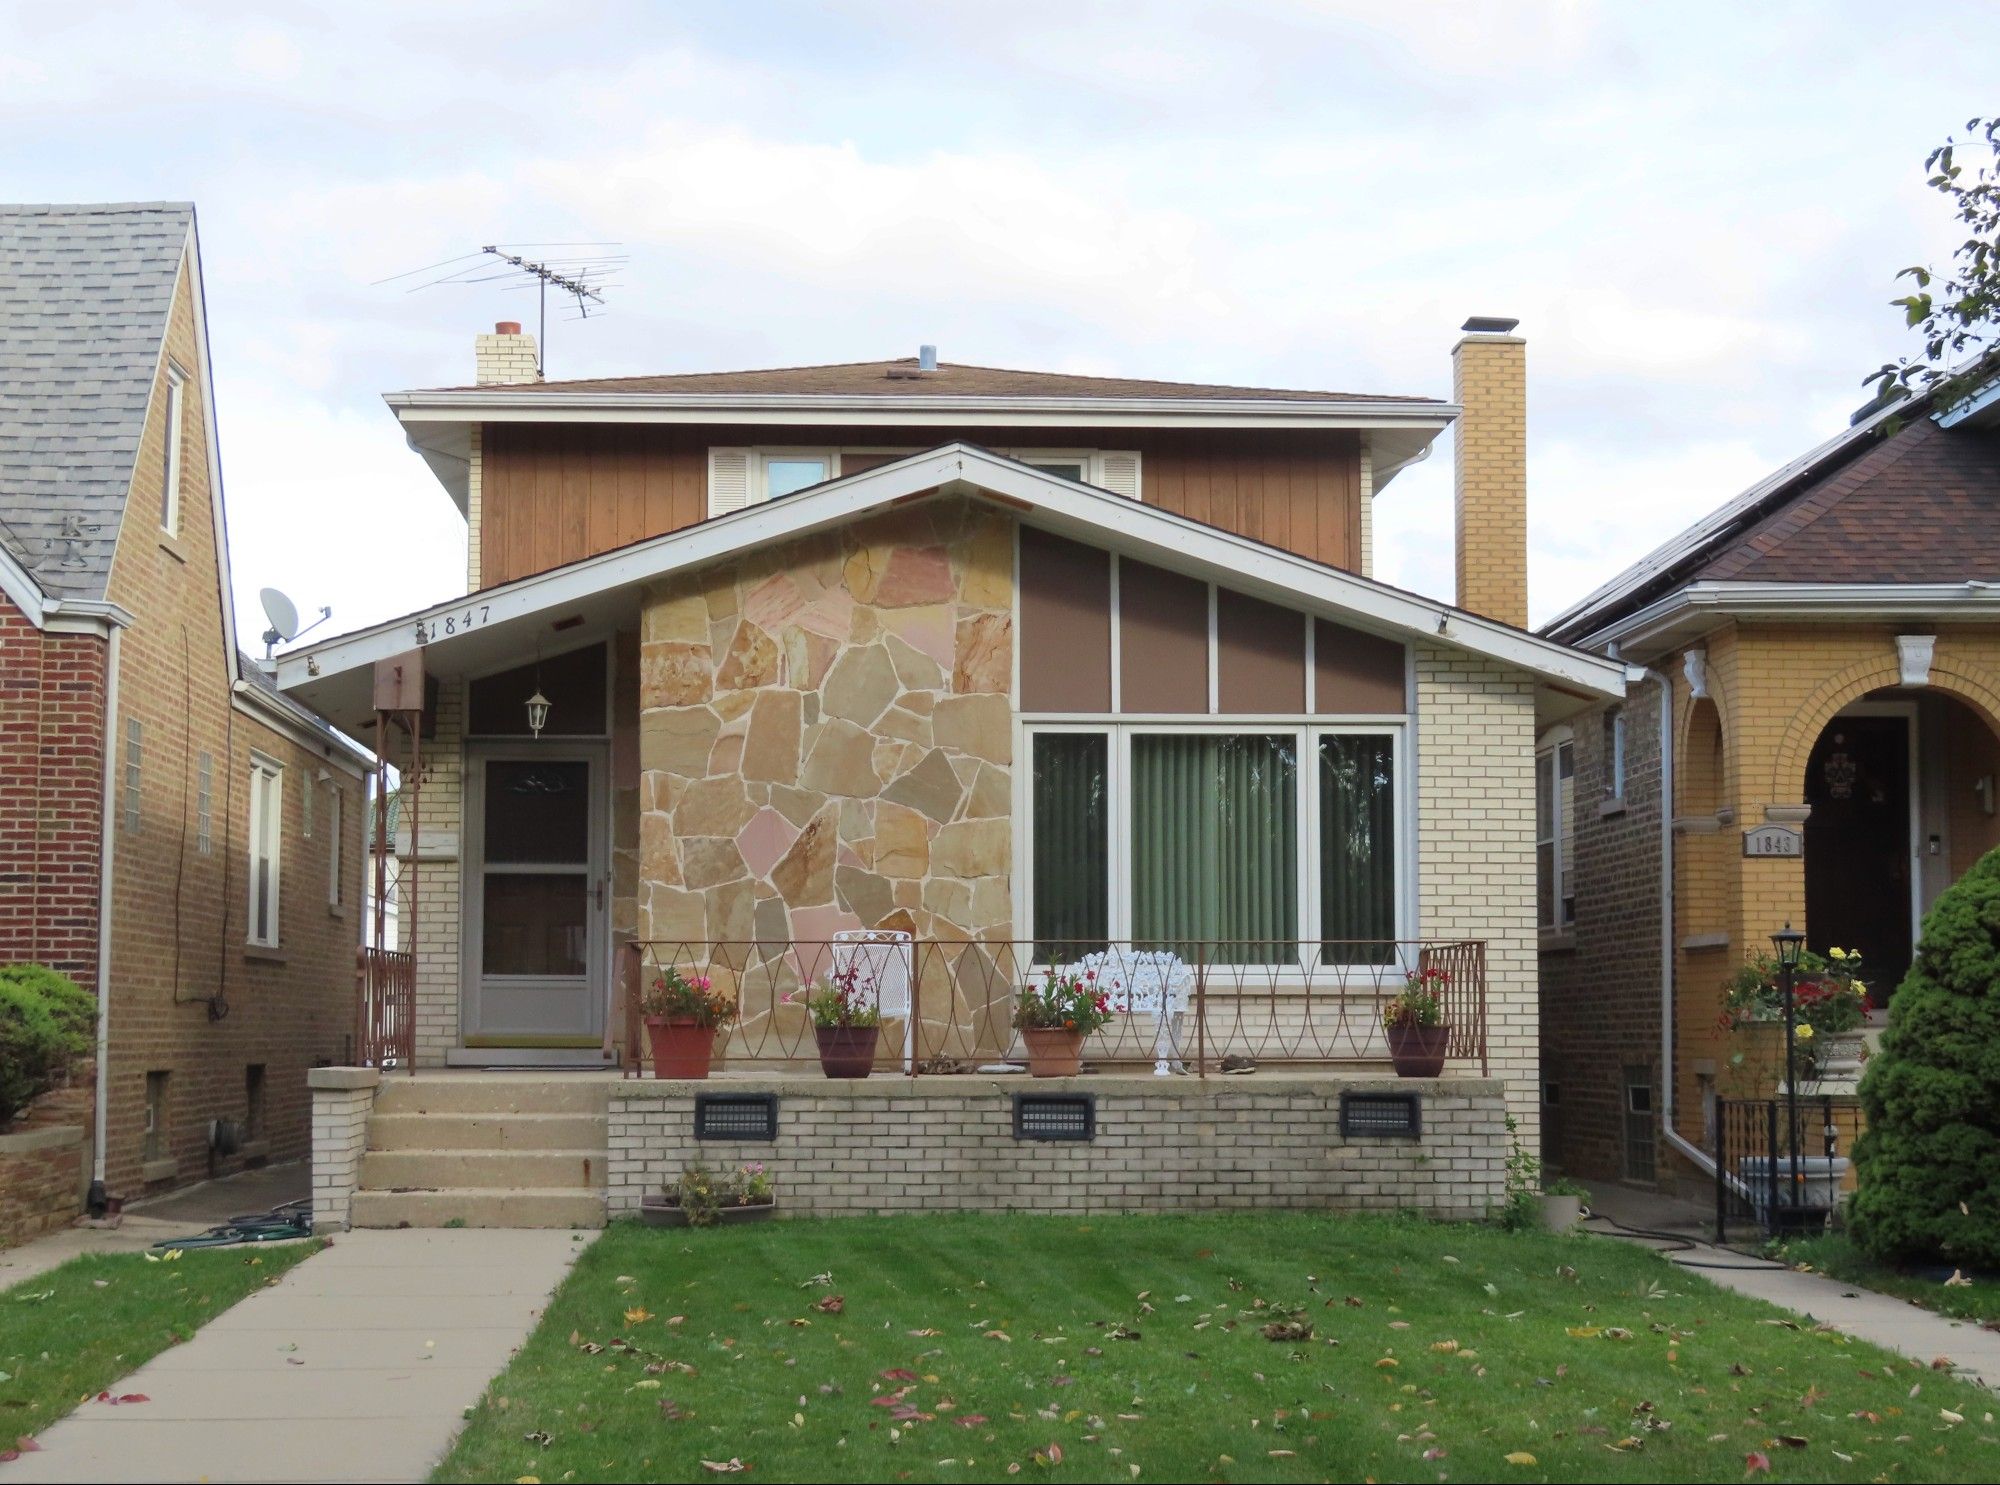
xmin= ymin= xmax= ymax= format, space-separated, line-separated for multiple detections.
xmin=3 ymin=1228 xmax=593 ymax=1483
xmin=1583 ymin=1181 xmax=2000 ymax=1392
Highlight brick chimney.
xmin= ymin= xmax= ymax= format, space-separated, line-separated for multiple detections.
xmin=474 ymin=320 xmax=540 ymax=385
xmin=1451 ymin=317 xmax=1527 ymax=627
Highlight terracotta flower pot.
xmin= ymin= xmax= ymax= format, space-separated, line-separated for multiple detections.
xmin=1021 ymin=1026 xmax=1086 ymax=1077
xmin=815 ymin=1024 xmax=880 ymax=1079
xmin=1385 ymin=1021 xmax=1450 ymax=1078
xmin=646 ymin=1017 xmax=717 ymax=1080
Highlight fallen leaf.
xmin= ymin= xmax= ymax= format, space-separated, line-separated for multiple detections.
xmin=1744 ymin=1451 xmax=1771 ymax=1475
xmin=1503 ymin=1451 xmax=1537 ymax=1465
xmin=699 ymin=1460 xmax=747 ymax=1474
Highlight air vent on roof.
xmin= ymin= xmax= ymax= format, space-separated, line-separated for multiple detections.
xmin=886 ymin=344 xmax=941 ymax=379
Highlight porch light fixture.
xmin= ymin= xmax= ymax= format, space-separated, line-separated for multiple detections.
xmin=525 ymin=689 xmax=551 ymax=738
xmin=1770 ymin=922 xmax=1805 ymax=970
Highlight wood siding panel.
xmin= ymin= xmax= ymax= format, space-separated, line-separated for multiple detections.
xmin=1018 ymin=526 xmax=1112 ymax=712
xmin=1119 ymin=559 xmax=1209 ymax=713
xmin=477 ymin=424 xmax=1363 ymax=588
xmin=1217 ymin=587 xmax=1306 ymax=713
xmin=1314 ymin=617 xmax=1407 ymax=714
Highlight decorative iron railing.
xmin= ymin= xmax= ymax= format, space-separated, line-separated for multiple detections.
xmin=355 ymin=945 xmax=416 ymax=1072
xmin=1713 ymin=1095 xmax=1863 ymax=1242
xmin=617 ymin=938 xmax=1486 ymax=1078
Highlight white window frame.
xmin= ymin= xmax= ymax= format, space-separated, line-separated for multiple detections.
xmin=1604 ymin=706 xmax=1628 ymax=801
xmin=301 ymin=770 xmax=315 ymax=839
xmin=122 ymin=717 xmax=143 ymax=832
xmin=1536 ymin=728 xmax=1576 ymax=932
xmin=1001 ymin=448 xmax=1142 ymax=498
xmin=195 ymin=750 xmax=213 ymax=856
xmin=1017 ymin=717 xmax=1409 ymax=974
xmin=247 ymin=753 xmax=284 ymax=948
xmin=706 ymin=447 xmax=841 ymax=517
xmin=161 ymin=363 xmax=187 ymax=535
xmin=327 ymin=780 xmax=345 ymax=908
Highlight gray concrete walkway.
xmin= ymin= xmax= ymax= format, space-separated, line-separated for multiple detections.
xmin=3 ymin=1228 xmax=593 ymax=1483
xmin=1583 ymin=1180 xmax=2000 ymax=1392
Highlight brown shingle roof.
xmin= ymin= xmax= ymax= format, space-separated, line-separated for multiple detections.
xmin=1697 ymin=415 xmax=2000 ymax=585
xmin=423 ymin=357 xmax=1435 ymax=403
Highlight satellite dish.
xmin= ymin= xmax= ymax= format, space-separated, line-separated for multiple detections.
xmin=260 ymin=588 xmax=300 ymax=641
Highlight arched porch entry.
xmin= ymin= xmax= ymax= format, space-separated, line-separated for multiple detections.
xmin=1803 ymin=688 xmax=2000 ymax=1001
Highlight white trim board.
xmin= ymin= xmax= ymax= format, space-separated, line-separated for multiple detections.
xmin=278 ymin=442 xmax=1624 ymax=729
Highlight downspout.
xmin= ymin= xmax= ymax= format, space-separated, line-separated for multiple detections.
xmin=90 ymin=623 xmax=123 ymax=1205
xmin=1629 ymin=662 xmax=1715 ymax=1177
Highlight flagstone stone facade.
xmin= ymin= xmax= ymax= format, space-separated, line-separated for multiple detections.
xmin=636 ymin=497 xmax=1016 ymax=1050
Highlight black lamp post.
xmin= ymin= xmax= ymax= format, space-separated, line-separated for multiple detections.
xmin=1771 ymin=922 xmax=1807 ymax=1218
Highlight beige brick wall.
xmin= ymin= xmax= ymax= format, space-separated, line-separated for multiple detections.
xmin=308 ymin=1067 xmax=378 ymax=1232
xmin=609 ymin=1075 xmax=1507 ymax=1220
xmin=465 ymin=424 xmax=482 ymax=592
xmin=1451 ymin=334 xmax=1528 ymax=627
xmin=1415 ymin=643 xmax=1539 ymax=1141
xmin=474 ymin=329 xmax=539 ymax=386
xmin=1358 ymin=440 xmax=1375 ymax=580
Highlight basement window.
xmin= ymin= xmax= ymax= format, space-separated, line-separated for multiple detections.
xmin=693 ymin=1094 xmax=779 ymax=1142
xmin=245 ymin=1064 xmax=266 ymax=1141
xmin=144 ymin=1071 xmax=169 ymax=1161
xmin=1340 ymin=1091 xmax=1422 ymax=1139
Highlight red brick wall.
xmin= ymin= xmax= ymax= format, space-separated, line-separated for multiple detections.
xmin=0 ymin=597 xmax=108 ymax=983
xmin=1538 ymin=697 xmax=1666 ymax=1184
xmin=91 ymin=251 xmax=368 ymax=1199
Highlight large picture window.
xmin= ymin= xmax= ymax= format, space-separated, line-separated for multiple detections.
xmin=1026 ymin=724 xmax=1402 ymax=966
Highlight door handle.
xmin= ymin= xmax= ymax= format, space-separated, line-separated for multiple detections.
xmin=594 ymin=875 xmax=607 ymax=911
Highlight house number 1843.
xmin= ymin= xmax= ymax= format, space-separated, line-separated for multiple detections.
xmin=414 ymin=605 xmax=491 ymax=646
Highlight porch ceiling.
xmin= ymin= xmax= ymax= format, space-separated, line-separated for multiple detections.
xmin=277 ymin=442 xmax=1624 ymax=732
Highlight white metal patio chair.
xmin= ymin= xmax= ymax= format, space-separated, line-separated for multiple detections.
xmin=1067 ymin=948 xmax=1194 ymax=1076
xmin=830 ymin=928 xmax=915 ymax=1073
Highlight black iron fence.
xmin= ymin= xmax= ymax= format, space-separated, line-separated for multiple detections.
xmin=1713 ymin=1095 xmax=1865 ymax=1242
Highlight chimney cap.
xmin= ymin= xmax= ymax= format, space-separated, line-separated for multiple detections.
xmin=1461 ymin=316 xmax=1521 ymax=335
xmin=494 ymin=320 xmax=522 ymax=335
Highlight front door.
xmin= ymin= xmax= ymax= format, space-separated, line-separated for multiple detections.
xmin=464 ymin=749 xmax=607 ymax=1048
xmin=1804 ymin=713 xmax=1912 ymax=999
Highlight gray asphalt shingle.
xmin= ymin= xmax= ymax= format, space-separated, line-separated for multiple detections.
xmin=0 ymin=201 xmax=191 ymax=600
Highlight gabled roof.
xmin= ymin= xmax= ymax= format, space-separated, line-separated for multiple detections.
xmin=420 ymin=357 xmax=1438 ymax=404
xmin=0 ymin=202 xmax=192 ymax=599
xmin=279 ymin=442 xmax=1623 ymax=731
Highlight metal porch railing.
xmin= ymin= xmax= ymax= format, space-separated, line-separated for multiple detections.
xmin=1713 ymin=1095 xmax=1863 ymax=1242
xmin=616 ymin=938 xmax=1487 ymax=1078
xmin=355 ymin=945 xmax=416 ymax=1072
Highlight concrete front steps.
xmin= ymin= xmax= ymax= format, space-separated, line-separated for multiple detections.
xmin=348 ymin=1074 xmax=612 ymax=1230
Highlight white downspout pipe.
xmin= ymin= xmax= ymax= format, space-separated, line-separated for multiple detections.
xmin=1629 ymin=662 xmax=1716 ymax=1177
xmin=91 ymin=623 xmax=123 ymax=1198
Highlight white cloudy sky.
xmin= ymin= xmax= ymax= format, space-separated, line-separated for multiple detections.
xmin=4 ymin=0 xmax=1994 ymax=636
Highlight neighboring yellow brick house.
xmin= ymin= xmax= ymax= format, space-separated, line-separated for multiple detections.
xmin=1538 ymin=382 xmax=2000 ymax=1191
xmin=1 ymin=204 xmax=370 ymax=1241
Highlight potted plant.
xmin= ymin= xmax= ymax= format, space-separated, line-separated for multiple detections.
xmin=1539 ymin=1177 xmax=1590 ymax=1233
xmin=793 ymin=961 xmax=883 ymax=1078
xmin=640 ymin=1160 xmax=776 ymax=1227
xmin=1014 ymin=968 xmax=1116 ymax=1076
xmin=640 ymin=966 xmax=735 ymax=1080
xmin=1719 ymin=945 xmax=1870 ymax=1092
xmin=1382 ymin=965 xmax=1451 ymax=1077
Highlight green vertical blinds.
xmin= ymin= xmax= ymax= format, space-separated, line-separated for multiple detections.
xmin=1031 ymin=733 xmax=1109 ymax=957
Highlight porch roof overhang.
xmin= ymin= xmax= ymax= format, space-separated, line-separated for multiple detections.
xmin=276 ymin=443 xmax=1624 ymax=732
xmin=1575 ymin=579 xmax=2000 ymax=662
xmin=387 ymin=390 xmax=1457 ymax=516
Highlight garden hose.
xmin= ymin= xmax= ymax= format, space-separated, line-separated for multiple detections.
xmin=150 ymin=1198 xmax=315 ymax=1250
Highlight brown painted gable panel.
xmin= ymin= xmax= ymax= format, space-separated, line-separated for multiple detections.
xmin=1019 ymin=526 xmax=1112 ymax=712
xmin=1217 ymin=587 xmax=1306 ymax=712
xmin=1315 ymin=618 xmax=1407 ymax=714
xmin=1119 ymin=559 xmax=1210 ymax=713
xmin=477 ymin=423 xmax=1363 ymax=587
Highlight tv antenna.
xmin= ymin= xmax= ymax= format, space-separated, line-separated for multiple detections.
xmin=377 ymin=242 xmax=625 ymax=376
xmin=260 ymin=586 xmax=331 ymax=661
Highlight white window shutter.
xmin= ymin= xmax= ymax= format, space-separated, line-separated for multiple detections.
xmin=1095 ymin=450 xmax=1142 ymax=499
xmin=707 ymin=448 xmax=754 ymax=517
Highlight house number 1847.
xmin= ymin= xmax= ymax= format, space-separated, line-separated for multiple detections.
xmin=414 ymin=605 xmax=491 ymax=645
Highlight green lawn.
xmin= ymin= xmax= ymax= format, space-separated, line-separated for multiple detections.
xmin=0 ymin=1239 xmax=321 ymax=1442
xmin=433 ymin=1213 xmax=2000 ymax=1484
xmin=1777 ymin=1232 xmax=2000 ymax=1327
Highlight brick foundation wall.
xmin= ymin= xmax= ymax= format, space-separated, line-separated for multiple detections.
xmin=609 ymin=1076 xmax=1507 ymax=1220
xmin=1538 ymin=695 xmax=1665 ymax=1183
xmin=307 ymin=1067 xmax=378 ymax=1232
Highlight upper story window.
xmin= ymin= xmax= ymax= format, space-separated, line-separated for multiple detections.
xmin=247 ymin=754 xmax=283 ymax=948
xmin=705 ymin=446 xmax=1143 ymax=517
xmin=1603 ymin=706 xmax=1628 ymax=801
xmin=161 ymin=363 xmax=187 ymax=535
xmin=1536 ymin=731 xmax=1576 ymax=933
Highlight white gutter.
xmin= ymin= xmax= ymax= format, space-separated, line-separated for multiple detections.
xmin=229 ymin=678 xmax=373 ymax=774
xmin=1629 ymin=661 xmax=1715 ymax=1177
xmin=91 ymin=623 xmax=122 ymax=1197
xmin=1576 ymin=580 xmax=2000 ymax=658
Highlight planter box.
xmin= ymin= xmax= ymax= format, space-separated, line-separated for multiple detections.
xmin=638 ymin=1194 xmax=777 ymax=1228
